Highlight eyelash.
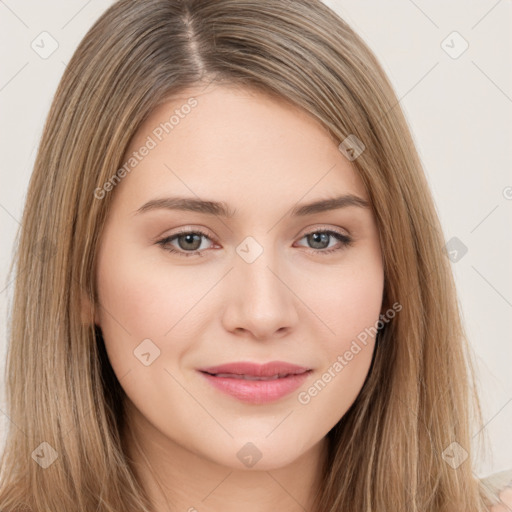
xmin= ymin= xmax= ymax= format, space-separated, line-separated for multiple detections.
xmin=155 ymin=227 xmax=353 ymax=258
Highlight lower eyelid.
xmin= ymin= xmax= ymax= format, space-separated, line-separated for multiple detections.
xmin=297 ymin=230 xmax=351 ymax=245
xmin=295 ymin=232 xmax=353 ymax=255
xmin=157 ymin=231 xmax=212 ymax=253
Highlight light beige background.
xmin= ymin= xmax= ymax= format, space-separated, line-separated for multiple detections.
xmin=0 ymin=0 xmax=511 ymax=478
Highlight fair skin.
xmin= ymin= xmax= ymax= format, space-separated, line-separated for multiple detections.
xmin=87 ymin=83 xmax=385 ymax=512
xmin=492 ymin=488 xmax=512 ymax=512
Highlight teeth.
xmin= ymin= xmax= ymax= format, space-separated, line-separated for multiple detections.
xmin=213 ymin=373 xmax=290 ymax=380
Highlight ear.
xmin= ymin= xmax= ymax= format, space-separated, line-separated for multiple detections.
xmin=80 ymin=289 xmax=98 ymax=326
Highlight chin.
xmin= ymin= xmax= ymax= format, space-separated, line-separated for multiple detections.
xmin=204 ymin=435 xmax=317 ymax=472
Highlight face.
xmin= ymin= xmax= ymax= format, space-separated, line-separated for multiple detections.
xmin=92 ymin=83 xmax=384 ymax=471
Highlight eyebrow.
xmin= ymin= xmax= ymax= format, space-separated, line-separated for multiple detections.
xmin=133 ymin=194 xmax=370 ymax=218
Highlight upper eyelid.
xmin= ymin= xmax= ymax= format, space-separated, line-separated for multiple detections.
xmin=159 ymin=223 xmax=350 ymax=240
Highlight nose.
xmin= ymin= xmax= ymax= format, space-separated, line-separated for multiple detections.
xmin=221 ymin=246 xmax=299 ymax=340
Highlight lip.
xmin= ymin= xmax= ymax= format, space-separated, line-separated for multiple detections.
xmin=197 ymin=361 xmax=312 ymax=404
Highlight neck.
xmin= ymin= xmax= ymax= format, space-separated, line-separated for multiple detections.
xmin=121 ymin=400 xmax=328 ymax=512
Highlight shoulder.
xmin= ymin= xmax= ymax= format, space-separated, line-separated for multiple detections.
xmin=479 ymin=468 xmax=512 ymax=511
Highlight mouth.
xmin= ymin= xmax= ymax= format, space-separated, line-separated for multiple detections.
xmin=201 ymin=371 xmax=307 ymax=380
xmin=196 ymin=361 xmax=312 ymax=404
xmin=198 ymin=360 xmax=311 ymax=377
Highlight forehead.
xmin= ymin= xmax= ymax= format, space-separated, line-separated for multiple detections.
xmin=115 ymin=84 xmax=368 ymax=211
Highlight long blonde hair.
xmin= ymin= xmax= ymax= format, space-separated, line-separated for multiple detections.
xmin=0 ymin=0 xmax=493 ymax=510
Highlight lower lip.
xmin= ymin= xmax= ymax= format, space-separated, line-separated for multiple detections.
xmin=198 ymin=371 xmax=311 ymax=404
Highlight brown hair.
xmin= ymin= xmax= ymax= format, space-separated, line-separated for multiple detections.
xmin=0 ymin=0 xmax=493 ymax=510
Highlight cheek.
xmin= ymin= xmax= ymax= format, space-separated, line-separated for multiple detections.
xmin=295 ymin=267 xmax=383 ymax=429
xmin=95 ymin=238 xmax=225 ymax=380
xmin=299 ymin=248 xmax=384 ymax=402
xmin=97 ymin=236 xmax=202 ymax=331
xmin=305 ymin=252 xmax=384 ymax=346
xmin=330 ymin=274 xmax=383 ymax=342
xmin=95 ymin=241 xmax=187 ymax=368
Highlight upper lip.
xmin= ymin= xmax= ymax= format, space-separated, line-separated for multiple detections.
xmin=198 ymin=361 xmax=311 ymax=377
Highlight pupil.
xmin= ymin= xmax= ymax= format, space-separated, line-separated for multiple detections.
xmin=180 ymin=234 xmax=200 ymax=250
xmin=310 ymin=232 xmax=328 ymax=249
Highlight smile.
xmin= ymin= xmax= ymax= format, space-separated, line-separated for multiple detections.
xmin=198 ymin=371 xmax=311 ymax=404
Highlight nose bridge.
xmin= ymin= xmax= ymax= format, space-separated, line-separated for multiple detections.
xmin=236 ymin=235 xmax=285 ymax=301
xmin=224 ymin=234 xmax=298 ymax=336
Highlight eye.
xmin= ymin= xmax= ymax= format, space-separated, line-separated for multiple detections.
xmin=156 ymin=228 xmax=214 ymax=257
xmin=295 ymin=228 xmax=353 ymax=255
xmin=156 ymin=227 xmax=353 ymax=257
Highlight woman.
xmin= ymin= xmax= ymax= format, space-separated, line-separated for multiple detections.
xmin=0 ymin=0 xmax=510 ymax=510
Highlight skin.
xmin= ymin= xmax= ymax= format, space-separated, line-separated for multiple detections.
xmin=492 ymin=488 xmax=512 ymax=512
xmin=86 ymin=83 xmax=385 ymax=512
